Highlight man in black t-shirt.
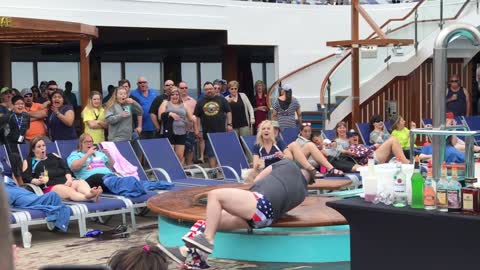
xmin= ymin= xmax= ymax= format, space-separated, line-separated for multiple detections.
xmin=148 ymin=79 xmax=174 ymax=136
xmin=194 ymin=81 xmax=232 ymax=168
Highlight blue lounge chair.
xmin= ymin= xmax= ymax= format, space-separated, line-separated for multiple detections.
xmin=240 ymin=135 xmax=257 ymax=161
xmin=18 ymin=141 xmax=59 ymax=160
xmin=356 ymin=122 xmax=371 ymax=145
xmin=208 ymin=132 xmax=248 ymax=180
xmin=53 ymin=140 xmax=137 ymax=231
xmin=138 ymin=138 xmax=238 ymax=186
xmin=56 ymin=139 xmax=79 ymax=161
xmin=322 ymin=130 xmax=336 ymax=141
xmin=462 ymin=116 xmax=480 ymax=143
xmin=282 ymin=127 xmax=300 ymax=145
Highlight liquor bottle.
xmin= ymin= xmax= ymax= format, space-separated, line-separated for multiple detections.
xmin=364 ymin=159 xmax=377 ymax=202
xmin=447 ymin=164 xmax=462 ymax=212
xmin=410 ymin=156 xmax=424 ymax=208
xmin=462 ymin=178 xmax=479 ymax=213
xmin=424 ymin=165 xmax=436 ymax=210
xmin=436 ymin=162 xmax=449 ymax=212
xmin=393 ymin=159 xmax=407 ymax=207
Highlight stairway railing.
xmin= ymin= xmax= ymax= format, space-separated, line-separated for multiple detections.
xmin=319 ymin=0 xmax=471 ymax=127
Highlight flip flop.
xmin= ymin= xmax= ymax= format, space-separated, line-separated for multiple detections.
xmin=326 ymin=168 xmax=344 ymax=177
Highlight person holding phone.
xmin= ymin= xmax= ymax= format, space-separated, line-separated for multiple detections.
xmin=105 ymin=86 xmax=143 ymax=142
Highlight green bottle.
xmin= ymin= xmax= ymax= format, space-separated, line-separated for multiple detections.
xmin=411 ymin=155 xmax=424 ymax=208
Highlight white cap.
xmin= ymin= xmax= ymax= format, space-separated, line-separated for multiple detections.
xmin=323 ymin=139 xmax=332 ymax=144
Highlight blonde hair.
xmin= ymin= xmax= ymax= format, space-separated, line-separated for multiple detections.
xmin=228 ymin=80 xmax=239 ymax=89
xmin=169 ymin=86 xmax=182 ymax=105
xmin=77 ymin=133 xmax=93 ymax=151
xmin=105 ymin=86 xmax=126 ymax=111
xmin=255 ymin=120 xmax=276 ymax=148
xmin=81 ymin=90 xmax=103 ymax=119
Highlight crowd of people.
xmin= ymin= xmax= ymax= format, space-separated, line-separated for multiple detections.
xmin=2 ymin=71 xmax=478 ymax=269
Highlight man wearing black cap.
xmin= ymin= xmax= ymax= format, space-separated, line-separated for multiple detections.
xmin=21 ymin=88 xmax=47 ymax=141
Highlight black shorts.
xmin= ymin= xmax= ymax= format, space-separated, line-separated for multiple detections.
xmin=168 ymin=134 xmax=186 ymax=146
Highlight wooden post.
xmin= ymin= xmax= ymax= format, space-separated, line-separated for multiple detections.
xmin=222 ymin=46 xmax=238 ymax=82
xmin=79 ymin=38 xmax=91 ymax=107
xmin=0 ymin=44 xmax=12 ymax=88
xmin=351 ymin=0 xmax=360 ymax=125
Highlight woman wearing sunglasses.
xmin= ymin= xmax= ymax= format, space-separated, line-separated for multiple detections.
xmin=369 ymin=114 xmax=390 ymax=145
xmin=446 ymin=75 xmax=471 ymax=117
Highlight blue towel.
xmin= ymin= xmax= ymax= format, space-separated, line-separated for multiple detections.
xmin=3 ymin=177 xmax=70 ymax=232
xmin=102 ymin=174 xmax=147 ymax=197
xmin=142 ymin=180 xmax=174 ymax=191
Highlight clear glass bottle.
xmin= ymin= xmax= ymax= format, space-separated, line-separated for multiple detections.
xmin=424 ymin=165 xmax=436 ymax=210
xmin=364 ymin=159 xmax=377 ymax=202
xmin=436 ymin=162 xmax=449 ymax=212
xmin=393 ymin=159 xmax=407 ymax=208
xmin=447 ymin=164 xmax=462 ymax=212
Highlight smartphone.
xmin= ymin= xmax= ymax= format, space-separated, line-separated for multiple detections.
xmin=93 ymin=144 xmax=99 ymax=150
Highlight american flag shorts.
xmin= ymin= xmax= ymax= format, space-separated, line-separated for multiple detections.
xmin=247 ymin=192 xmax=273 ymax=229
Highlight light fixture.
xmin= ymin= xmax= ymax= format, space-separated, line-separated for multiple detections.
xmin=334 ymin=47 xmax=345 ymax=58
xmin=392 ymin=45 xmax=404 ymax=56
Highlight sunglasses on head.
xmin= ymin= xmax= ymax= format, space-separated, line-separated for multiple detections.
xmin=302 ymin=122 xmax=312 ymax=127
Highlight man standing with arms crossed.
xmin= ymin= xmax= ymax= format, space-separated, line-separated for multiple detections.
xmin=194 ymin=81 xmax=232 ymax=168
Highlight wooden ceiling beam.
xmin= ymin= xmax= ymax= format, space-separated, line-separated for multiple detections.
xmin=0 ymin=16 xmax=98 ymax=38
xmin=326 ymin=38 xmax=414 ymax=48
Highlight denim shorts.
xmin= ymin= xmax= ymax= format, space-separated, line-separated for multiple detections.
xmin=204 ymin=137 xmax=215 ymax=158
xmin=185 ymin=132 xmax=196 ymax=153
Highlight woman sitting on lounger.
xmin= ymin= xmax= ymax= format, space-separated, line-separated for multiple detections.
xmin=369 ymin=114 xmax=390 ymax=145
xmin=251 ymin=120 xmax=343 ymax=177
xmin=67 ymin=133 xmax=115 ymax=192
xmin=22 ymin=136 xmax=102 ymax=202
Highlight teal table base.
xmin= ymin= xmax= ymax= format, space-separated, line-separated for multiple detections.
xmin=157 ymin=216 xmax=350 ymax=263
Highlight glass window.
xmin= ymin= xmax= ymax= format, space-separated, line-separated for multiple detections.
xmin=125 ymin=62 xmax=161 ymax=93
xmin=11 ymin=62 xmax=34 ymax=90
xmin=251 ymin=63 xmax=263 ymax=88
xmin=37 ymin=62 xmax=80 ymax=104
xmin=266 ymin=63 xmax=275 ymax=90
xmin=200 ymin=63 xmax=222 ymax=86
xmin=100 ymin=62 xmax=121 ymax=97
xmin=181 ymin=62 xmax=198 ymax=99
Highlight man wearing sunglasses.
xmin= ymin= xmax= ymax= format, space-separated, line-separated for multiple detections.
xmin=130 ymin=76 xmax=158 ymax=139
xmin=21 ymin=88 xmax=47 ymax=141
xmin=446 ymin=75 xmax=471 ymax=116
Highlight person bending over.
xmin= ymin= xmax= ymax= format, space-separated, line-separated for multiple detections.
xmin=157 ymin=159 xmax=314 ymax=266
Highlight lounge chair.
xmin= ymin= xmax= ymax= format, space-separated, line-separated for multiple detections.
xmin=461 ymin=116 xmax=480 ymax=143
xmin=51 ymin=140 xmax=138 ymax=231
xmin=240 ymin=135 xmax=256 ymax=162
xmin=356 ymin=122 xmax=371 ymax=145
xmin=322 ymin=129 xmax=336 ymax=141
xmin=18 ymin=141 xmax=59 ymax=160
xmin=208 ymin=132 xmax=249 ymax=181
xmin=282 ymin=127 xmax=300 ymax=145
xmin=138 ymin=138 xmax=239 ymax=186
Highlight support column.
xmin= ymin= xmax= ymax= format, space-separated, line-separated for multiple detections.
xmin=80 ymin=38 xmax=91 ymax=108
xmin=222 ymin=46 xmax=238 ymax=82
xmin=0 ymin=44 xmax=12 ymax=88
xmin=351 ymin=0 xmax=360 ymax=126
xmin=164 ymin=55 xmax=181 ymax=88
